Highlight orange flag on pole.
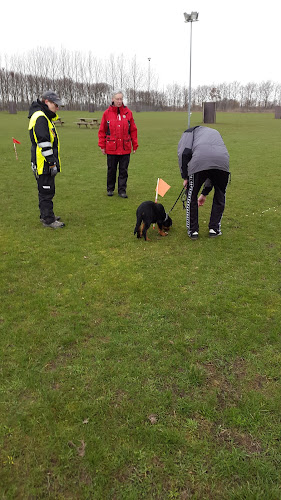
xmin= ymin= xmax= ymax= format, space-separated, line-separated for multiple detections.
xmin=153 ymin=178 xmax=171 ymax=228
xmin=156 ymin=178 xmax=171 ymax=198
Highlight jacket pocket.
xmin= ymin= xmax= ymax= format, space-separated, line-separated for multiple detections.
xmin=123 ymin=139 xmax=131 ymax=152
xmin=106 ymin=139 xmax=117 ymax=152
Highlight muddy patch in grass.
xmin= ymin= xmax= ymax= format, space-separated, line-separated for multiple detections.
xmin=217 ymin=426 xmax=262 ymax=454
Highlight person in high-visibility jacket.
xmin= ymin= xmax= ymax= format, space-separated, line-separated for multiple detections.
xmin=98 ymin=90 xmax=138 ymax=198
xmin=28 ymin=90 xmax=65 ymax=228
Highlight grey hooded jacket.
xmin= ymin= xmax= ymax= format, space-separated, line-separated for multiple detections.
xmin=178 ymin=126 xmax=229 ymax=179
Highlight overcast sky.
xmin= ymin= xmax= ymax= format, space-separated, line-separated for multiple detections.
xmin=1 ymin=0 xmax=280 ymax=89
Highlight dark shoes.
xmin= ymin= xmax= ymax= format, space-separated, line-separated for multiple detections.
xmin=107 ymin=190 xmax=128 ymax=198
xmin=209 ymin=229 xmax=222 ymax=238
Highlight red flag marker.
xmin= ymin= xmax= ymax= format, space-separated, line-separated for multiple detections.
xmin=12 ymin=137 xmax=21 ymax=160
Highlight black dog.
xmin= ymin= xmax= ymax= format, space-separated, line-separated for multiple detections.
xmin=134 ymin=201 xmax=172 ymax=241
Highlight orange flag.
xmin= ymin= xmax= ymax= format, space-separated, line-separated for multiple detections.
xmin=13 ymin=138 xmax=21 ymax=144
xmin=156 ymin=178 xmax=171 ymax=197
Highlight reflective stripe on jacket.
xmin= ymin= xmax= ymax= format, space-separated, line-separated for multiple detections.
xmin=28 ymin=111 xmax=61 ymax=175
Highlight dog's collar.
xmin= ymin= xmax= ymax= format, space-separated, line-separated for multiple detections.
xmin=164 ymin=213 xmax=169 ymax=222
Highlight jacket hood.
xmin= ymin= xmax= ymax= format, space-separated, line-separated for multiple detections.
xmin=28 ymin=99 xmax=57 ymax=120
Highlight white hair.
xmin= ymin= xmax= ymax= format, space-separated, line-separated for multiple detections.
xmin=111 ymin=90 xmax=124 ymax=99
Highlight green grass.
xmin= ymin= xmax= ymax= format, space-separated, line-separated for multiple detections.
xmin=0 ymin=110 xmax=281 ymax=499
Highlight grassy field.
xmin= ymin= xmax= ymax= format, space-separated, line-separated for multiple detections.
xmin=0 ymin=110 xmax=281 ymax=499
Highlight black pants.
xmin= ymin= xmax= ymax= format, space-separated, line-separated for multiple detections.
xmin=107 ymin=154 xmax=130 ymax=194
xmin=186 ymin=169 xmax=229 ymax=235
xmin=37 ymin=174 xmax=56 ymax=223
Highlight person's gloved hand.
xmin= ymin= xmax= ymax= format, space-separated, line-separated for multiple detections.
xmin=50 ymin=165 xmax=58 ymax=176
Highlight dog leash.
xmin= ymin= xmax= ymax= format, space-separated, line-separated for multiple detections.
xmin=167 ymin=187 xmax=186 ymax=215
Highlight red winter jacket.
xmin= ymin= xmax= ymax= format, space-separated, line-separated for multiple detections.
xmin=98 ymin=104 xmax=138 ymax=155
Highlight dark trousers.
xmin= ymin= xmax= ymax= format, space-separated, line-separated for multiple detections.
xmin=107 ymin=154 xmax=130 ymax=194
xmin=37 ymin=174 xmax=56 ymax=223
xmin=186 ymin=169 xmax=229 ymax=235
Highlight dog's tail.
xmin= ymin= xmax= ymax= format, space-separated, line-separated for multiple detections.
xmin=134 ymin=212 xmax=143 ymax=238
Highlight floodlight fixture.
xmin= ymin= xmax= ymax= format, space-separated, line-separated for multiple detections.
xmin=184 ymin=11 xmax=199 ymax=127
xmin=184 ymin=11 xmax=199 ymax=22
xmin=191 ymin=11 xmax=199 ymax=21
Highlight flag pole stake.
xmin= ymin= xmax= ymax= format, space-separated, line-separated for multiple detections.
xmin=13 ymin=143 xmax=18 ymax=160
xmin=153 ymin=178 xmax=160 ymax=229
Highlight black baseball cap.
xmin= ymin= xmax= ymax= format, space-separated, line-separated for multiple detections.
xmin=42 ymin=90 xmax=63 ymax=106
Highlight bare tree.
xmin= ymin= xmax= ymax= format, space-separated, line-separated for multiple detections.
xmin=258 ymin=80 xmax=274 ymax=108
xmin=228 ymin=81 xmax=241 ymax=102
xmin=115 ymin=53 xmax=127 ymax=90
xmin=0 ymin=55 xmax=11 ymax=108
xmin=210 ymin=87 xmax=221 ymax=101
xmin=126 ymin=55 xmax=144 ymax=105
xmin=272 ymin=82 xmax=281 ymax=106
xmin=243 ymin=82 xmax=257 ymax=109
xmin=194 ymin=85 xmax=210 ymax=106
xmin=108 ymin=54 xmax=116 ymax=90
xmin=1 ymin=47 xmax=281 ymax=112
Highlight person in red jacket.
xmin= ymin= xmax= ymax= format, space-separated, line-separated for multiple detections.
xmin=98 ymin=90 xmax=138 ymax=198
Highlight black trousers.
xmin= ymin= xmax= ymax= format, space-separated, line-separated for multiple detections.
xmin=107 ymin=154 xmax=130 ymax=194
xmin=37 ymin=174 xmax=56 ymax=223
xmin=186 ymin=169 xmax=229 ymax=235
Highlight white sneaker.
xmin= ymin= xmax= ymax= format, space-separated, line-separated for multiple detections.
xmin=209 ymin=229 xmax=222 ymax=238
xmin=189 ymin=231 xmax=199 ymax=240
xmin=43 ymin=220 xmax=65 ymax=228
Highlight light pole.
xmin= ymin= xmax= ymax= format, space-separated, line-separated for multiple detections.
xmin=184 ymin=11 xmax=199 ymax=128
xmin=148 ymin=57 xmax=151 ymax=107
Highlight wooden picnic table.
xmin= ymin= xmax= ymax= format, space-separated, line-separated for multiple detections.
xmin=54 ymin=117 xmax=64 ymax=126
xmin=75 ymin=118 xmax=100 ymax=128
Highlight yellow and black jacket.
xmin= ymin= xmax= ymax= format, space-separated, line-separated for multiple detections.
xmin=28 ymin=100 xmax=61 ymax=176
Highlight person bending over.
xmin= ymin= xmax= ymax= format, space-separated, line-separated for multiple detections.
xmin=178 ymin=126 xmax=230 ymax=239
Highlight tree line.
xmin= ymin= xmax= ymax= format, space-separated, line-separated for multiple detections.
xmin=1 ymin=48 xmax=281 ymax=112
